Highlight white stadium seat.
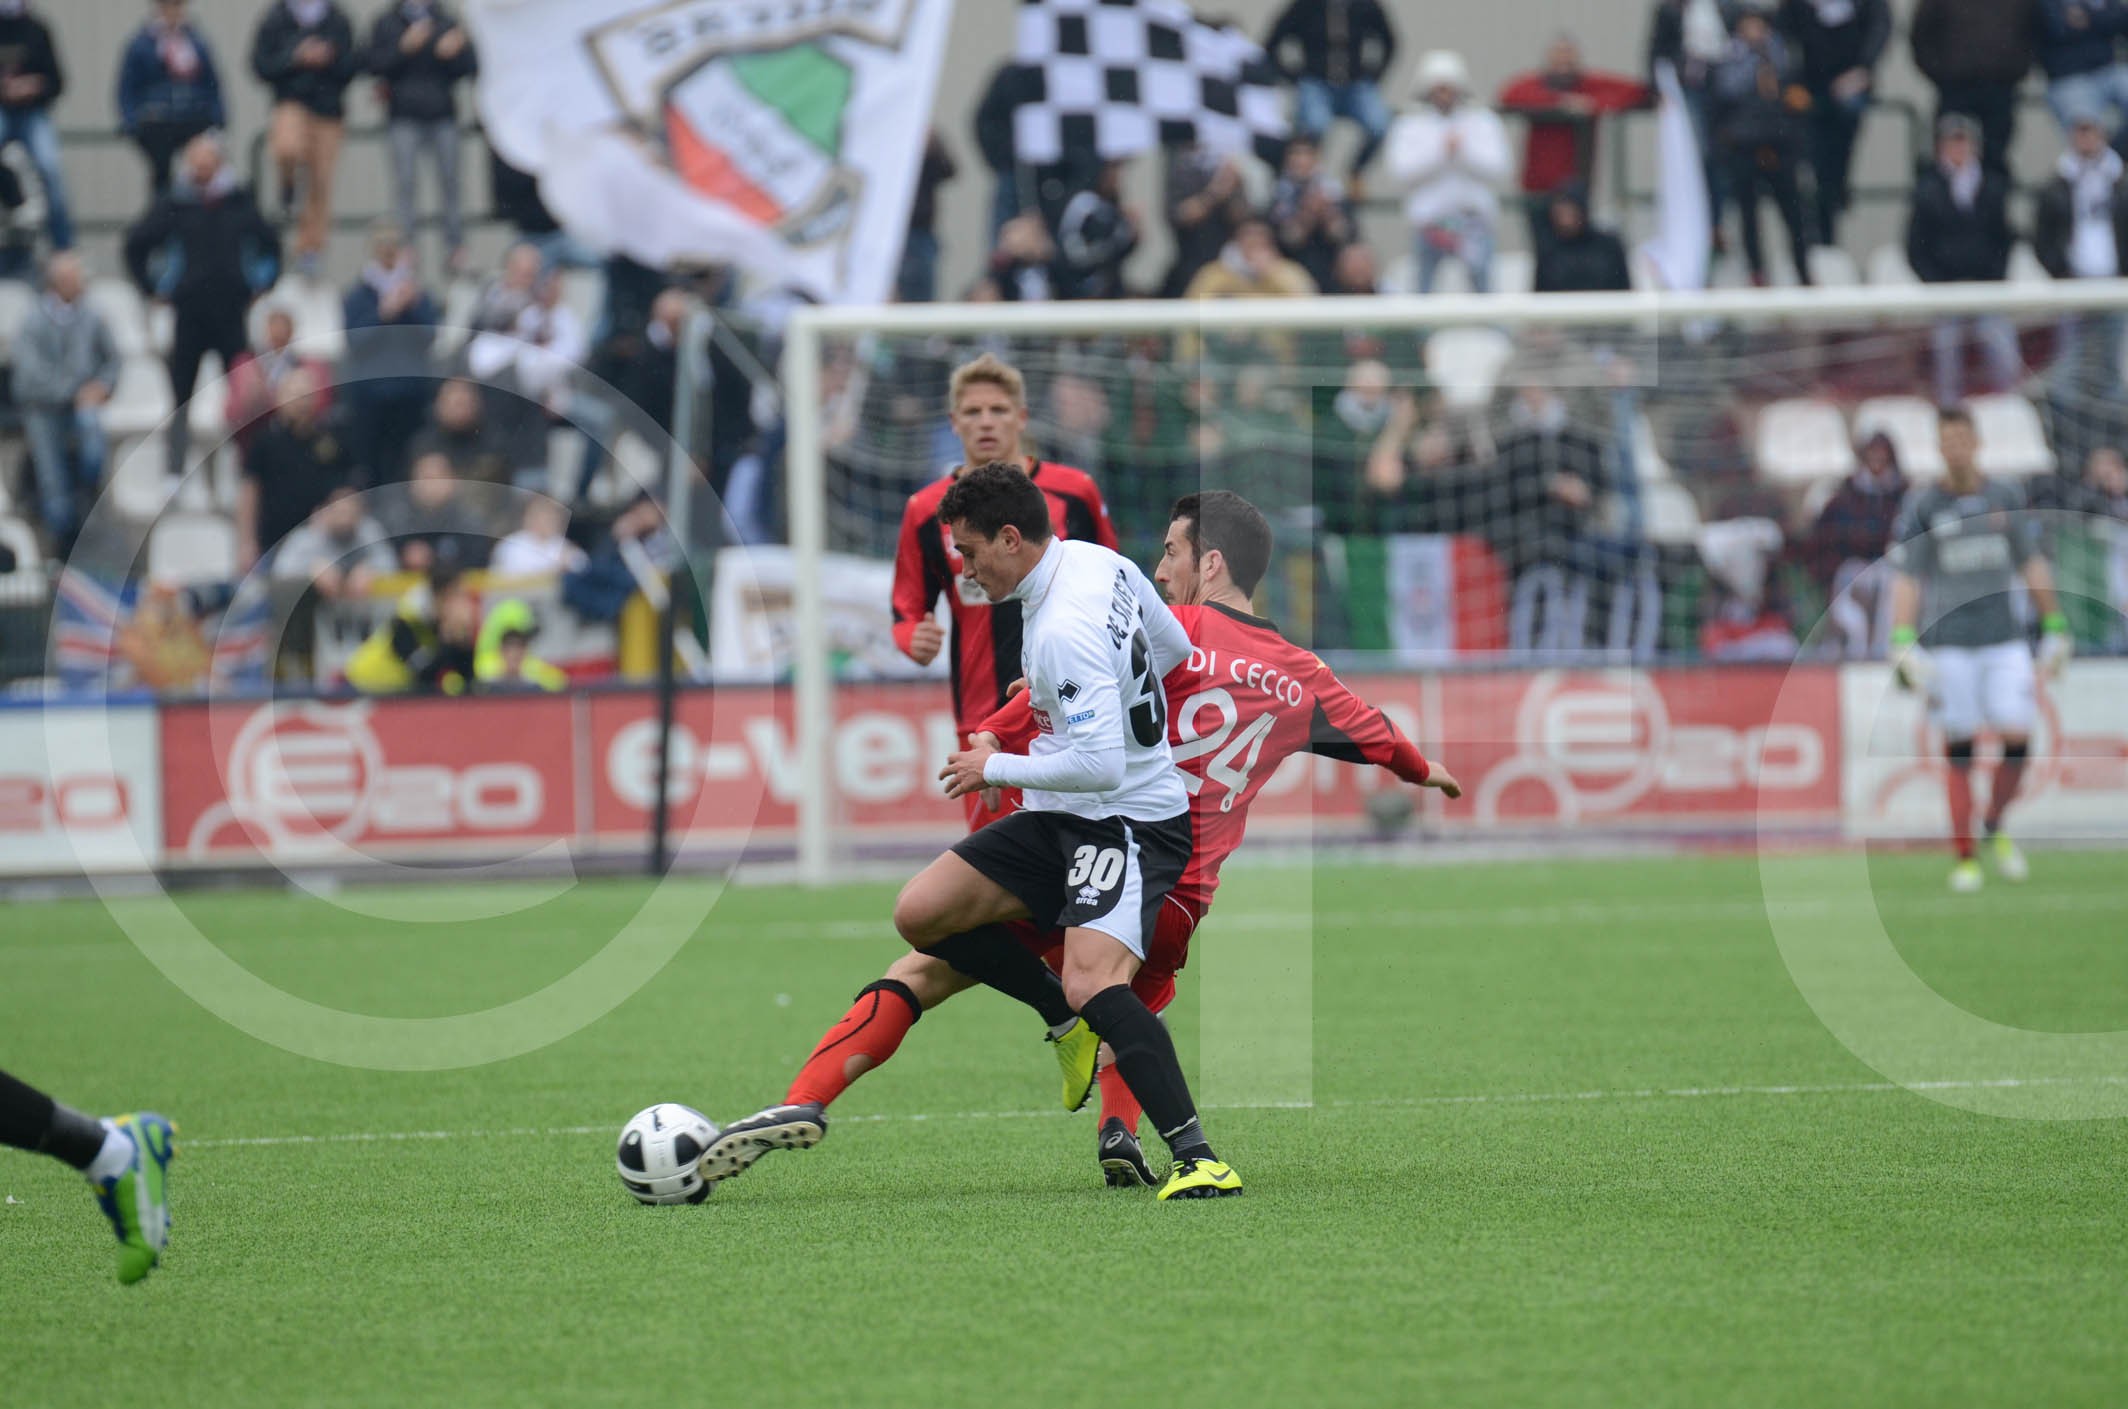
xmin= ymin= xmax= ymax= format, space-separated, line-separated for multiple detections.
xmin=0 ymin=279 xmax=36 ymax=357
xmin=1642 ymin=481 xmax=1703 ymax=546
xmin=2008 ymin=243 xmax=2052 ymax=286
xmin=1631 ymin=410 xmax=1674 ymax=484
xmin=1807 ymin=246 xmax=1861 ymax=288
xmin=1423 ymin=326 xmax=1514 ymax=411
xmin=1755 ymin=399 xmax=1855 ymax=484
xmin=1854 ymin=396 xmax=1947 ymax=479
xmin=104 ymin=354 xmax=176 ymax=440
xmin=86 ymin=278 xmax=154 ymax=358
xmin=560 ymin=269 xmax=605 ymax=331
xmin=147 ymin=511 xmax=237 ymax=586
xmin=1492 ymin=249 xmax=1535 ymax=295
xmin=1967 ymin=393 xmax=2055 ymax=476
xmin=1866 ymin=245 xmax=1919 ymax=286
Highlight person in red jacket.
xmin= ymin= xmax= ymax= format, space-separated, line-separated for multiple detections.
xmin=710 ymin=493 xmax=1460 ymax=1193
xmin=1497 ymin=34 xmax=1651 ymax=245
xmin=890 ymin=352 xmax=1116 ymax=830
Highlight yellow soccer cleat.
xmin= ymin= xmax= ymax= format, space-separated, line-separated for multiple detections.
xmin=1948 ymin=859 xmax=1985 ymax=894
xmin=1986 ymin=832 xmax=2029 ymax=883
xmin=1156 ymin=1155 xmax=1244 ymax=1201
xmin=1048 ymin=1018 xmax=1100 ymax=1112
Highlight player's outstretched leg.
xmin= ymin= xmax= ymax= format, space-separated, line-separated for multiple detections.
xmin=0 ymin=1069 xmax=176 ymax=1283
xmin=1983 ymin=737 xmax=2030 ymax=881
xmin=696 ymin=1102 xmax=828 ymax=1182
xmin=1061 ymin=935 xmax=1241 ymax=1201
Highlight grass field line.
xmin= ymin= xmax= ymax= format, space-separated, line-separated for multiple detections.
xmin=178 ymin=1075 xmax=2128 ymax=1151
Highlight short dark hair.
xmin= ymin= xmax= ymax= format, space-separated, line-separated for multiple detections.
xmin=1940 ymin=405 xmax=1976 ymax=431
xmin=1171 ymin=491 xmax=1273 ymax=595
xmin=937 ymin=462 xmax=1054 ymax=543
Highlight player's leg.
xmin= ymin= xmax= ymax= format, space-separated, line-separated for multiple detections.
xmin=1096 ymin=896 xmax=1197 ymax=1187
xmin=0 ymin=1069 xmax=175 ymax=1284
xmin=700 ymin=954 xmax=976 ymax=1181
xmin=1980 ymin=641 xmax=2037 ymax=880
xmin=1931 ymin=648 xmax=1986 ymax=892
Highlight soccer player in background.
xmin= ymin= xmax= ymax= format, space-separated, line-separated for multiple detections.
xmin=892 ymin=354 xmax=1116 ymax=831
xmin=0 ymin=1068 xmax=175 ymax=1283
xmin=701 ymin=491 xmax=1458 ymax=1189
xmin=709 ymin=464 xmax=1240 ymax=1199
xmin=1887 ymin=406 xmax=2073 ymax=893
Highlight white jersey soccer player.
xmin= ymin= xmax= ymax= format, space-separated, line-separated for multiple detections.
xmin=700 ymin=464 xmax=1242 ymax=1202
xmin=1887 ymin=406 xmax=2072 ymax=893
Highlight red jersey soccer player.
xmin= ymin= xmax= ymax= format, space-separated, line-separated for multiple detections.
xmin=717 ymin=492 xmax=1458 ymax=1191
xmin=892 ymin=353 xmax=1116 ymax=829
xmin=963 ymin=492 xmax=1461 ymax=1182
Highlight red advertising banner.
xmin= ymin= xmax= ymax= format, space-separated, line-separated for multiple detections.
xmin=160 ymin=695 xmax=579 ymax=863
xmin=149 ymin=666 xmax=1845 ymax=868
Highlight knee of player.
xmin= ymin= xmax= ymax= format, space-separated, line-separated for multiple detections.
xmin=890 ymin=884 xmax=943 ymax=948
xmin=883 ymin=950 xmax=968 ymax=1009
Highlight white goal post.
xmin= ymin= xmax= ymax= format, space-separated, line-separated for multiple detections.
xmin=779 ymin=279 xmax=2128 ymax=885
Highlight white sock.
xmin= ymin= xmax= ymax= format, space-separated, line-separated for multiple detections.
xmin=83 ymin=1120 xmax=133 ymax=1184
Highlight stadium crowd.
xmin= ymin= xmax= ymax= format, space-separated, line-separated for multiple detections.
xmin=0 ymin=0 xmax=2121 ymax=693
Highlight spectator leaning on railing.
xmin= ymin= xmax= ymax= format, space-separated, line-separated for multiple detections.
xmin=14 ymin=252 xmax=116 ymax=554
xmin=1498 ymin=34 xmax=1650 ymax=246
xmin=367 ymin=0 xmax=476 ymax=275
xmin=251 ymin=0 xmax=358 ymax=279
xmin=1776 ymin=0 xmax=1891 ymax=249
xmin=124 ymin=131 xmax=281 ymax=481
xmin=117 ymin=0 xmax=227 ymax=199
xmin=0 ymin=0 xmax=71 ymax=251
xmin=1383 ymin=50 xmax=1511 ymax=295
xmin=1264 ymin=0 xmax=1397 ymax=187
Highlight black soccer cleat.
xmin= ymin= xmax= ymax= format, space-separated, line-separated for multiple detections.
xmin=1098 ymin=1117 xmax=1158 ymax=1188
xmin=697 ymin=1103 xmax=827 ymax=1182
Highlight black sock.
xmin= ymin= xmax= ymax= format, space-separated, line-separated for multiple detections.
xmin=1079 ymin=985 xmax=1214 ymax=1163
xmin=0 ymin=1069 xmax=105 ymax=1170
xmin=921 ymin=925 xmax=1078 ymax=1028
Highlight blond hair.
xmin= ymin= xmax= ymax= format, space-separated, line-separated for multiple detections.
xmin=947 ymin=352 xmax=1026 ymax=414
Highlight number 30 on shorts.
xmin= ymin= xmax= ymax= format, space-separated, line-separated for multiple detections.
xmin=1067 ymin=844 xmax=1126 ymax=892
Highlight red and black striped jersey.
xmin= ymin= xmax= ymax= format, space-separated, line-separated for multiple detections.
xmin=978 ymin=601 xmax=1432 ymax=907
xmin=892 ymin=456 xmax=1117 ymax=730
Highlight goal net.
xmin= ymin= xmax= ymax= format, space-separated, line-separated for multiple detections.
xmin=771 ymin=283 xmax=2128 ymax=877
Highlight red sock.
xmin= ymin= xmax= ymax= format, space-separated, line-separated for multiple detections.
xmin=1945 ymin=758 xmax=1975 ymax=860
xmin=785 ymin=981 xmax=920 ymax=1109
xmin=1098 ymin=1065 xmax=1142 ymax=1133
xmin=1986 ymin=747 xmax=2028 ymax=834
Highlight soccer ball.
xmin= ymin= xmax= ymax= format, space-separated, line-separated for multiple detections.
xmin=616 ymin=1103 xmax=719 ymax=1205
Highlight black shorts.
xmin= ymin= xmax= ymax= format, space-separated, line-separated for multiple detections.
xmin=950 ymin=809 xmax=1192 ymax=961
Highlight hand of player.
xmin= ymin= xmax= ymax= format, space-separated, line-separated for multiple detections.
xmin=906 ymin=617 xmax=945 ymax=666
xmin=2038 ymin=628 xmax=2074 ymax=681
xmin=1421 ymin=765 xmax=1462 ymax=801
xmin=967 ymin=731 xmax=1006 ymax=813
xmin=939 ymin=742 xmax=999 ymax=801
xmin=1890 ymin=639 xmax=1934 ymax=694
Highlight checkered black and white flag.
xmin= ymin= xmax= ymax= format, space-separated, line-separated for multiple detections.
xmin=1012 ymin=0 xmax=1287 ymax=168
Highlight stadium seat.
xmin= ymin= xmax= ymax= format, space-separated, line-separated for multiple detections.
xmin=2008 ymin=243 xmax=2052 ymax=286
xmin=269 ymin=275 xmax=346 ymax=360
xmin=1798 ymin=471 xmax=1844 ymax=525
xmin=0 ymin=514 xmax=45 ymax=599
xmin=1492 ymin=249 xmax=1535 ymax=295
xmin=1755 ymin=399 xmax=1855 ymax=484
xmin=86 ymin=277 xmax=154 ymax=358
xmin=1642 ymin=481 xmax=1703 ymax=546
xmin=1379 ymin=252 xmax=1417 ymax=296
xmin=560 ymin=269 xmax=605 ymax=331
xmin=147 ymin=511 xmax=237 ymax=586
xmin=1807 ymin=246 xmax=1861 ymax=288
xmin=1423 ymin=326 xmax=1514 ymax=410
xmin=1866 ymin=245 xmax=1919 ymax=286
xmin=435 ymin=278 xmax=483 ymax=357
xmin=1631 ymin=409 xmax=1674 ymax=483
xmin=104 ymin=437 xmax=174 ymax=519
xmin=105 ymin=354 xmax=176 ymax=440
xmin=1853 ymin=396 xmax=1946 ymax=478
xmin=1967 ymin=393 xmax=2055 ymax=476
xmin=0 ymin=279 xmax=35 ymax=356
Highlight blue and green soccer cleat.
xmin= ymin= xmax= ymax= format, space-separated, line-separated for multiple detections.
xmin=91 ymin=1113 xmax=176 ymax=1285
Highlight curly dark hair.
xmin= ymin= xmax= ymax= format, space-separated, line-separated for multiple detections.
xmin=937 ymin=462 xmax=1054 ymax=542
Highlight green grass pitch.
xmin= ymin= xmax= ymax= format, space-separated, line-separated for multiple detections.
xmin=5 ymin=850 xmax=2126 ymax=1407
